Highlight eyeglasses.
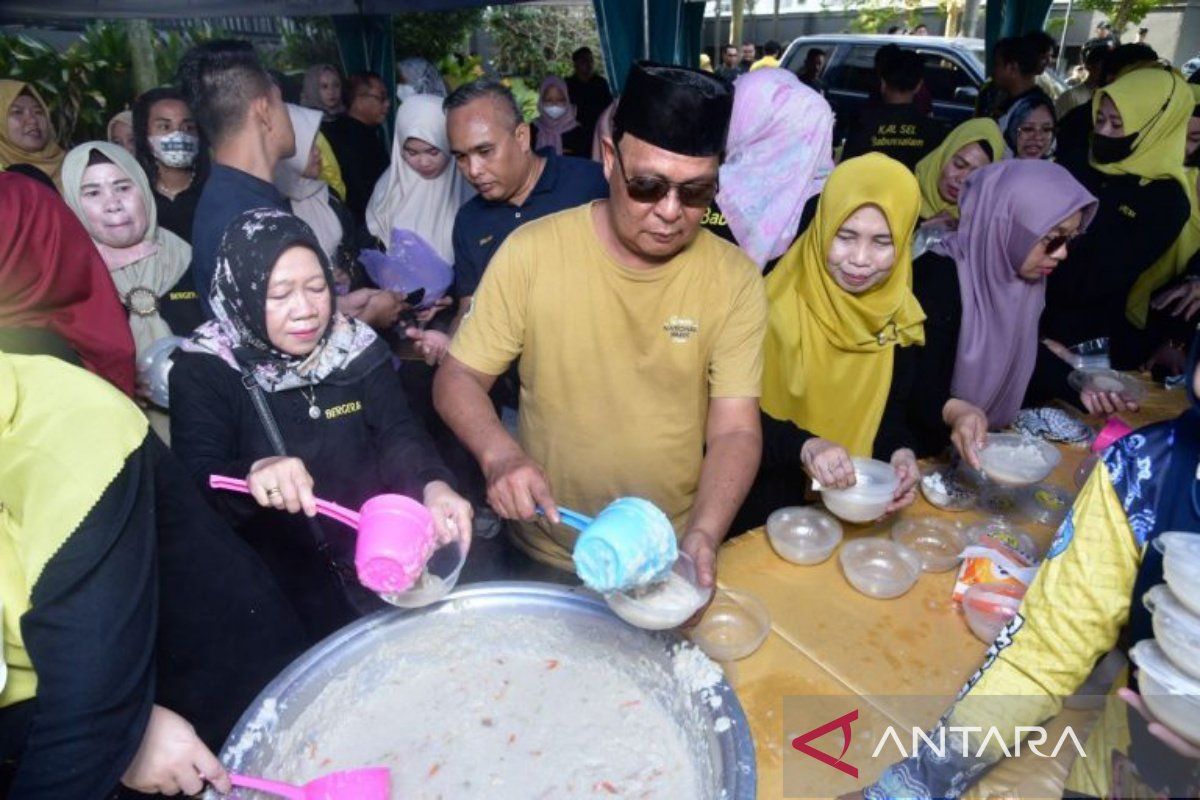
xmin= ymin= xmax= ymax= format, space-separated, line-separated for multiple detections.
xmin=612 ymin=144 xmax=719 ymax=208
xmin=1042 ymin=230 xmax=1082 ymax=253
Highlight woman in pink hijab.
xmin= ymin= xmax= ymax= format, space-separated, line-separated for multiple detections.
xmin=708 ymin=68 xmax=834 ymax=272
xmin=530 ymin=75 xmax=590 ymax=157
xmin=906 ymin=159 xmax=1138 ymax=466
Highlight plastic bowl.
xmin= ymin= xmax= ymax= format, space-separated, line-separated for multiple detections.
xmin=890 ymin=518 xmax=967 ymax=573
xmin=378 ymin=540 xmax=467 ymax=609
xmin=978 ymin=483 xmax=1024 ymax=520
xmin=839 ymin=538 xmax=922 ymax=599
xmin=1129 ymin=639 xmax=1200 ymax=746
xmin=1068 ymin=368 xmax=1147 ymax=404
xmin=1156 ymin=532 xmax=1200 ymax=619
xmin=689 ymin=589 xmax=771 ymax=662
xmin=919 ymin=466 xmax=978 ymax=512
xmin=961 ymin=582 xmax=1026 ymax=643
xmin=963 ymin=519 xmax=1040 ymax=563
xmin=606 ymin=552 xmax=713 ymax=631
xmin=1075 ymin=454 xmax=1100 ymax=490
xmin=1145 ymin=584 xmax=1200 ymax=682
xmin=1018 ymin=485 xmax=1073 ymax=527
xmin=1067 ymin=337 xmax=1110 ymax=370
xmin=136 ymin=335 xmax=184 ymax=409
xmin=766 ymin=506 xmax=843 ymax=565
xmin=819 ymin=458 xmax=898 ymax=524
xmin=978 ymin=433 xmax=1062 ymax=488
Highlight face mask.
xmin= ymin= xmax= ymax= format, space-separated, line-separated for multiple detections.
xmin=149 ymin=131 xmax=199 ymax=169
xmin=543 ymin=104 xmax=569 ymax=120
xmin=396 ymin=84 xmax=416 ymax=102
xmin=1090 ymin=131 xmax=1136 ymax=164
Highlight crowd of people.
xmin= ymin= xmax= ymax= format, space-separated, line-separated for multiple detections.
xmin=1 ymin=24 xmax=1199 ymax=799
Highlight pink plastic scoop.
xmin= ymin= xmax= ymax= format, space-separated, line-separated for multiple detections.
xmin=209 ymin=474 xmax=434 ymax=594
xmin=228 ymin=766 xmax=389 ymax=799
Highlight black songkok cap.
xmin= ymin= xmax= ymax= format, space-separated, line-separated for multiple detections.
xmin=613 ymin=61 xmax=733 ymax=157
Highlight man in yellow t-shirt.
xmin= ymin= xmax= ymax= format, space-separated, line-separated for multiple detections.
xmin=434 ymin=62 xmax=767 ymax=584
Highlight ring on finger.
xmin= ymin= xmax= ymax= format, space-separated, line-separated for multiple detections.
xmin=267 ymin=487 xmax=282 ymax=497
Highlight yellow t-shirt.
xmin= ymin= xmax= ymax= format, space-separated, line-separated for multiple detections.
xmin=449 ymin=202 xmax=767 ymax=569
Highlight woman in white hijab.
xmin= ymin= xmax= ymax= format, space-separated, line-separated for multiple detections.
xmin=62 ymin=141 xmax=199 ymax=357
xmin=276 ymin=102 xmax=408 ymax=333
xmin=365 ymin=93 xmax=466 ymax=265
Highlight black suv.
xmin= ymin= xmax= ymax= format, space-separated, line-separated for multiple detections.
xmin=781 ymin=34 xmax=987 ymax=145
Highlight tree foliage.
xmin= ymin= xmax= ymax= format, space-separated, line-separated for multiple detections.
xmin=485 ymin=6 xmax=602 ymax=81
xmin=1077 ymin=0 xmax=1169 ymax=37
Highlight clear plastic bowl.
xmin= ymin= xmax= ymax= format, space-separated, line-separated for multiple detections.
xmin=1067 ymin=337 xmax=1110 ymax=370
xmin=890 ymin=518 xmax=967 ymax=573
xmin=1067 ymin=368 xmax=1147 ymax=404
xmin=1017 ymin=485 xmax=1073 ymax=527
xmin=919 ymin=466 xmax=978 ymax=511
xmin=819 ymin=458 xmax=898 ymax=523
xmin=606 ymin=552 xmax=713 ymax=631
xmin=1155 ymin=532 xmax=1200 ymax=619
xmin=379 ymin=540 xmax=467 ymax=609
xmin=1129 ymin=639 xmax=1200 ymax=746
xmin=977 ymin=483 xmax=1024 ymax=520
xmin=961 ymin=581 xmax=1026 ymax=643
xmin=978 ymin=433 xmax=1062 ymax=488
xmin=766 ymin=506 xmax=843 ymax=565
xmin=839 ymin=538 xmax=922 ymax=599
xmin=689 ymin=589 xmax=771 ymax=662
xmin=963 ymin=518 xmax=1040 ymax=563
xmin=1144 ymin=584 xmax=1200 ymax=682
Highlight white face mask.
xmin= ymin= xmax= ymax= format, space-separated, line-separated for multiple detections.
xmin=396 ymin=84 xmax=417 ymax=102
xmin=149 ymin=130 xmax=199 ymax=169
xmin=543 ymin=104 xmax=569 ymax=120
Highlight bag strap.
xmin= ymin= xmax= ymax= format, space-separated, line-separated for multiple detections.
xmin=238 ymin=367 xmax=338 ymax=564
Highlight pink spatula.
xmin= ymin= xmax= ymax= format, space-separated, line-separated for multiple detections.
xmin=228 ymin=766 xmax=389 ymax=799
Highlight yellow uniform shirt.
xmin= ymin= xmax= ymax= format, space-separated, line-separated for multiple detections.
xmin=450 ymin=202 xmax=767 ymax=569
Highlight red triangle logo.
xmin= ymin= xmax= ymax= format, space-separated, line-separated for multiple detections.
xmin=791 ymin=708 xmax=859 ymax=779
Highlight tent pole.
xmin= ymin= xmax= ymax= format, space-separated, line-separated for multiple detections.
xmin=1056 ymin=0 xmax=1073 ymax=73
xmin=644 ymin=0 xmax=651 ymax=58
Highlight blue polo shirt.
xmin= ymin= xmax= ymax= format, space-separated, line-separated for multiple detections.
xmin=191 ymin=164 xmax=288 ymax=316
xmin=451 ymin=149 xmax=608 ymax=297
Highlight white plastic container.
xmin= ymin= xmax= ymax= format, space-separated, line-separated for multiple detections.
xmin=891 ymin=518 xmax=967 ymax=573
xmin=978 ymin=433 xmax=1061 ymax=488
xmin=819 ymin=458 xmax=898 ymax=523
xmin=839 ymin=538 xmax=922 ymax=599
xmin=1155 ymin=532 xmax=1200 ymax=618
xmin=1144 ymin=584 xmax=1200 ymax=682
xmin=1129 ymin=639 xmax=1200 ymax=746
xmin=766 ymin=506 xmax=843 ymax=565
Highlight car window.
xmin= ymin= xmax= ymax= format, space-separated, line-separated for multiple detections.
xmin=915 ymin=50 xmax=976 ymax=102
xmin=829 ymin=45 xmax=878 ymax=94
xmin=785 ymin=43 xmax=835 ymax=78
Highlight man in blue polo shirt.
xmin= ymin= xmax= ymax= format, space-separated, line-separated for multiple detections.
xmin=445 ymin=79 xmax=609 ymax=303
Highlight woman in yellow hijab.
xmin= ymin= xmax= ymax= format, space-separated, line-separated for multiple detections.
xmin=0 ymin=80 xmax=65 ymax=189
xmin=913 ymin=117 xmax=1004 ymax=221
xmin=1122 ymin=80 xmax=1200 ymax=365
xmin=737 ymin=154 xmax=924 ymax=529
xmin=1042 ymin=65 xmax=1194 ymax=366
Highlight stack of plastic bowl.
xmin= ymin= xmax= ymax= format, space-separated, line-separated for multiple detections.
xmin=839 ymin=538 xmax=922 ymax=599
xmin=890 ymin=518 xmax=967 ymax=573
xmin=819 ymin=458 xmax=897 ymax=524
xmin=961 ymin=582 xmax=1026 ymax=643
xmin=1129 ymin=533 xmax=1200 ymax=746
xmin=766 ymin=507 xmax=843 ymax=565
xmin=1066 ymin=337 xmax=1110 ymax=370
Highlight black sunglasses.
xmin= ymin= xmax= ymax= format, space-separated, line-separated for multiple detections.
xmin=612 ymin=144 xmax=719 ymax=209
xmin=1042 ymin=230 xmax=1082 ymax=253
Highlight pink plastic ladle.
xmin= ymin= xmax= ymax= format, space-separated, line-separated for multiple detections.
xmin=209 ymin=474 xmax=435 ymax=594
xmin=228 ymin=766 xmax=389 ymax=799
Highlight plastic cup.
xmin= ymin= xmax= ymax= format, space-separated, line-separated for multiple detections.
xmin=572 ymin=497 xmax=677 ymax=593
xmin=354 ymin=494 xmax=436 ymax=593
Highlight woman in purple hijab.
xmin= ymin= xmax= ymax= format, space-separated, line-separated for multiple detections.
xmin=906 ymin=159 xmax=1137 ymax=467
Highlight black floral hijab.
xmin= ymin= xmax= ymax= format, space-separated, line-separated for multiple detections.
xmin=183 ymin=207 xmax=387 ymax=392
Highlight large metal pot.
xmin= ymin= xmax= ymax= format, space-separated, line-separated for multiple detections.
xmin=216 ymin=582 xmax=756 ymax=798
